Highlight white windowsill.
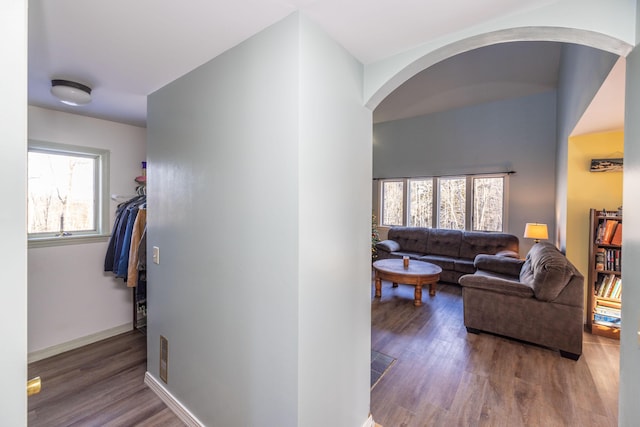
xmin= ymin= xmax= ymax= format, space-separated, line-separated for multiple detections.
xmin=28 ymin=234 xmax=110 ymax=249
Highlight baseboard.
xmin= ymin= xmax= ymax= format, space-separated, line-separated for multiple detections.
xmin=28 ymin=323 xmax=132 ymax=363
xmin=363 ymin=414 xmax=381 ymax=427
xmin=144 ymin=372 xmax=204 ymax=427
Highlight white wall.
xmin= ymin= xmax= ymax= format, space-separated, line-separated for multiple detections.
xmin=27 ymin=106 xmax=146 ymax=355
xmin=0 ymin=0 xmax=27 ymax=425
xmin=147 ymin=13 xmax=371 ymax=426
xmin=619 ymin=30 xmax=640 ymax=425
xmin=298 ymin=15 xmax=372 ymax=427
xmin=373 ymin=92 xmax=557 ymax=256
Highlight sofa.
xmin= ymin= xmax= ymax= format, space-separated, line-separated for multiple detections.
xmin=458 ymin=242 xmax=584 ymax=360
xmin=375 ymin=227 xmax=520 ymax=283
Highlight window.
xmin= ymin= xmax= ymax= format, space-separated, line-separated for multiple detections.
xmin=473 ymin=176 xmax=504 ymax=231
xmin=378 ymin=174 xmax=507 ymax=232
xmin=408 ymin=179 xmax=433 ymax=227
xmin=381 ymin=180 xmax=404 ymax=226
xmin=28 ymin=140 xmax=110 ymax=246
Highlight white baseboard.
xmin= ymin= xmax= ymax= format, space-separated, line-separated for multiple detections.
xmin=145 ymin=372 xmax=204 ymax=427
xmin=145 ymin=371 xmax=374 ymax=427
xmin=362 ymin=414 xmax=376 ymax=427
xmin=28 ymin=323 xmax=132 ymax=363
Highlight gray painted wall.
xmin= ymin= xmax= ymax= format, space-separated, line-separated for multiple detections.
xmin=147 ymin=13 xmax=371 ymax=426
xmin=555 ymin=44 xmax=619 ymax=251
xmin=620 ymin=37 xmax=640 ymax=426
xmin=373 ymin=91 xmax=557 ymax=256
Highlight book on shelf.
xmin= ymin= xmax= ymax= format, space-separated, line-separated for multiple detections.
xmin=597 ymin=298 xmax=621 ymax=309
xmin=601 ymin=220 xmax=619 ymax=245
xmin=595 ymin=304 xmax=621 ymax=318
xmin=595 ymin=247 xmax=605 ymax=271
xmin=611 ymin=222 xmax=623 ymax=246
xmin=593 ymin=313 xmax=621 ymax=328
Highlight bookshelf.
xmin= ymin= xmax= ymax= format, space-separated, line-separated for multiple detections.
xmin=586 ymin=208 xmax=622 ymax=339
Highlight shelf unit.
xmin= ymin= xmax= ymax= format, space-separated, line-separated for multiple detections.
xmin=586 ymin=208 xmax=622 ymax=340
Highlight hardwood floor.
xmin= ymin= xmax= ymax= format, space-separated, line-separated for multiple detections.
xmin=370 ymin=280 xmax=620 ymax=427
xmin=28 ymin=330 xmax=184 ymax=427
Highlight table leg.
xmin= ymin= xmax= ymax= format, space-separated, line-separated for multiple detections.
xmin=414 ymin=285 xmax=423 ymax=306
xmin=375 ymin=274 xmax=382 ymax=298
xmin=429 ymin=282 xmax=436 ymax=296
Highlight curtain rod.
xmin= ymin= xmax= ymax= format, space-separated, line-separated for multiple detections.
xmin=373 ymin=171 xmax=516 ymax=180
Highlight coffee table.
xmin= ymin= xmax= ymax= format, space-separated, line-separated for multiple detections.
xmin=372 ymin=258 xmax=442 ymax=306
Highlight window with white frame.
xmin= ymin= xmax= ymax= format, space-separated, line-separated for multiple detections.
xmin=28 ymin=140 xmax=110 ymax=246
xmin=378 ymin=174 xmax=507 ymax=232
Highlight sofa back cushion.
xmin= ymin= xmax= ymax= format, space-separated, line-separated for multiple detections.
xmin=519 ymin=242 xmax=578 ymax=301
xmin=388 ymin=227 xmax=430 ymax=254
xmin=426 ymin=229 xmax=462 ymax=257
xmin=459 ymin=232 xmax=519 ymax=260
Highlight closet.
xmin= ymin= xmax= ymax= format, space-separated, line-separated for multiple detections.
xmin=104 ymin=170 xmax=147 ymax=332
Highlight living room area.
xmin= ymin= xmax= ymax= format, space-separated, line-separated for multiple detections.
xmin=368 ymin=41 xmax=624 ymax=426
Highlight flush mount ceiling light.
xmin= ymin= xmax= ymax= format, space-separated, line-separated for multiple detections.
xmin=50 ymin=79 xmax=92 ymax=106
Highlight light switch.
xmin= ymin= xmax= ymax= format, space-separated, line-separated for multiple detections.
xmin=153 ymin=246 xmax=160 ymax=264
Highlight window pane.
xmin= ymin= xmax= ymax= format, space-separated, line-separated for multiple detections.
xmin=382 ymin=181 xmax=404 ymax=226
xmin=438 ymin=178 xmax=465 ymax=230
xmin=409 ymin=179 xmax=433 ymax=227
xmin=473 ymin=177 xmax=504 ymax=231
xmin=28 ymin=151 xmax=95 ymax=234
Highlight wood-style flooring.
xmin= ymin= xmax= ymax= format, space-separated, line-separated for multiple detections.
xmin=28 ymin=330 xmax=184 ymax=427
xmin=28 ymin=281 xmax=619 ymax=426
xmin=370 ymin=280 xmax=620 ymax=427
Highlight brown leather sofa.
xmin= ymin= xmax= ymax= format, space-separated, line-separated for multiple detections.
xmin=375 ymin=227 xmax=519 ymax=283
xmin=459 ymin=242 xmax=584 ymax=360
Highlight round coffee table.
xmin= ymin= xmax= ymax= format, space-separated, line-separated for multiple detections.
xmin=372 ymin=258 xmax=442 ymax=306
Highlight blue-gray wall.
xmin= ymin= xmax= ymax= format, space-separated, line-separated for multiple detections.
xmin=147 ymin=13 xmax=371 ymax=426
xmin=373 ymin=91 xmax=557 ymax=255
xmin=555 ymin=44 xmax=619 ymax=250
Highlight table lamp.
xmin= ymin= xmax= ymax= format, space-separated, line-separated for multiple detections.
xmin=524 ymin=223 xmax=548 ymax=243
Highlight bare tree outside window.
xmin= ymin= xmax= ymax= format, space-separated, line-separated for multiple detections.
xmin=28 ymin=151 xmax=95 ymax=234
xmin=438 ymin=177 xmax=465 ymax=230
xmin=409 ymin=179 xmax=433 ymax=227
xmin=382 ymin=181 xmax=404 ymax=226
xmin=473 ymin=177 xmax=504 ymax=231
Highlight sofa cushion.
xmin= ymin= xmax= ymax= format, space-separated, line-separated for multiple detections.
xmin=388 ymin=227 xmax=430 ymax=254
xmin=460 ymin=232 xmax=520 ymax=260
xmin=520 ymin=242 xmax=574 ymax=302
xmin=454 ymin=258 xmax=475 ymax=274
xmin=474 ymin=254 xmax=524 ymax=278
xmin=418 ymin=255 xmax=455 ymax=271
xmin=426 ymin=229 xmax=462 ymax=258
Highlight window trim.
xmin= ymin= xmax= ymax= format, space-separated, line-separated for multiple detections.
xmin=377 ymin=173 xmax=509 ymax=232
xmin=28 ymin=140 xmax=110 ymax=248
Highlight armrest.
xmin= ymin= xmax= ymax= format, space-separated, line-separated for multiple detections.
xmin=495 ymin=249 xmax=520 ymax=258
xmin=375 ymin=239 xmax=400 ymax=252
xmin=474 ymin=254 xmax=524 ymax=277
xmin=459 ymin=274 xmax=534 ymax=298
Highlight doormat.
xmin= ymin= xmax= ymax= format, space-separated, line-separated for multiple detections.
xmin=371 ymin=350 xmax=396 ymax=390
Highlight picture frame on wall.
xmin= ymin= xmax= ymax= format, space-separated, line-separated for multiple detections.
xmin=590 ymin=158 xmax=623 ymax=172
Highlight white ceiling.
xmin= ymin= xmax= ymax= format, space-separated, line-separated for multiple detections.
xmin=28 ymin=0 xmax=623 ymax=131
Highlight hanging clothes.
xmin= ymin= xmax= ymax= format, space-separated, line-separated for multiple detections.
xmin=104 ymin=195 xmax=146 ymax=283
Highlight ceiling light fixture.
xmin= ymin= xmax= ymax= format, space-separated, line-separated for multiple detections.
xmin=50 ymin=79 xmax=92 ymax=106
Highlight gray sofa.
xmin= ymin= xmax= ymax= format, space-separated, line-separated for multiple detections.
xmin=375 ymin=227 xmax=519 ymax=283
xmin=459 ymin=242 xmax=584 ymax=360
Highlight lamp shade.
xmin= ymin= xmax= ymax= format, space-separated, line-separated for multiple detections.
xmin=524 ymin=223 xmax=548 ymax=241
xmin=50 ymin=79 xmax=92 ymax=106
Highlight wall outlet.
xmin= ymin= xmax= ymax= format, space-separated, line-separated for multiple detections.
xmin=153 ymin=246 xmax=160 ymax=264
xmin=160 ymin=335 xmax=168 ymax=383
